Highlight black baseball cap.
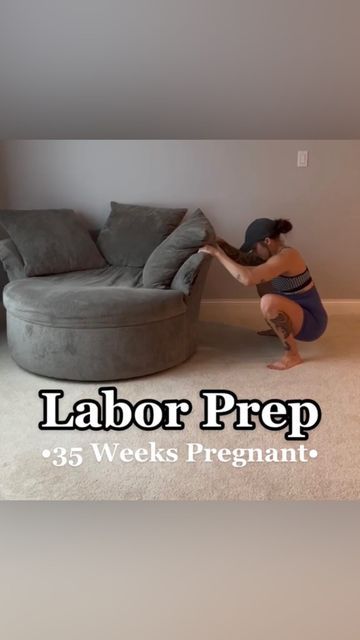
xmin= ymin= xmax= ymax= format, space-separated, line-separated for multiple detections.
xmin=240 ymin=218 xmax=276 ymax=252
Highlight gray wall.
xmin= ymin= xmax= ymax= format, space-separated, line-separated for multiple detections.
xmin=0 ymin=144 xmax=8 ymax=212
xmin=1 ymin=139 xmax=359 ymax=299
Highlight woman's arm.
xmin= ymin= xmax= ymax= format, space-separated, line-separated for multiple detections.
xmin=216 ymin=238 xmax=241 ymax=261
xmin=216 ymin=238 xmax=265 ymax=266
xmin=199 ymin=244 xmax=290 ymax=286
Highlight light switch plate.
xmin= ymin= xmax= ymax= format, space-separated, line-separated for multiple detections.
xmin=297 ymin=150 xmax=308 ymax=167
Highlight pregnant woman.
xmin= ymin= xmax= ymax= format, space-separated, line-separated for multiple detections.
xmin=198 ymin=217 xmax=328 ymax=370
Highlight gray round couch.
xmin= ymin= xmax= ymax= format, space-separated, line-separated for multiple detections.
xmin=3 ymin=257 xmax=211 ymax=381
xmin=0 ymin=205 xmax=216 ymax=381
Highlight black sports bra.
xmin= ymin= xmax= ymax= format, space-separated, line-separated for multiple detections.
xmin=272 ymin=266 xmax=313 ymax=294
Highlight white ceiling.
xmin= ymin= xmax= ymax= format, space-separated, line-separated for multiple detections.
xmin=1 ymin=0 xmax=360 ymax=138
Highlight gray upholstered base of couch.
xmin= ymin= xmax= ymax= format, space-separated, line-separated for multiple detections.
xmin=6 ymin=310 xmax=197 ymax=381
xmin=3 ymin=258 xmax=210 ymax=381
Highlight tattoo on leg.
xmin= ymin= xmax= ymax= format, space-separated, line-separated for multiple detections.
xmin=267 ymin=311 xmax=294 ymax=350
xmin=269 ymin=311 xmax=292 ymax=339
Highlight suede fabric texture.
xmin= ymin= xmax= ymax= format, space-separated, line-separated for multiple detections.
xmin=143 ymin=208 xmax=216 ymax=289
xmin=3 ymin=257 xmax=211 ymax=381
xmin=6 ymin=313 xmax=191 ymax=381
xmin=171 ymin=251 xmax=208 ymax=295
xmin=0 ymin=238 xmax=25 ymax=281
xmin=2 ymin=210 xmax=213 ymax=381
xmin=0 ymin=209 xmax=107 ymax=276
xmin=28 ymin=264 xmax=144 ymax=289
xmin=4 ymin=278 xmax=186 ymax=328
xmin=96 ymin=202 xmax=187 ymax=267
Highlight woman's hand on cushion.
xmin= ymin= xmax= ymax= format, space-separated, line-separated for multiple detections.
xmin=198 ymin=244 xmax=219 ymax=257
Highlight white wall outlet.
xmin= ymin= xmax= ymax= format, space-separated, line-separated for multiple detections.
xmin=297 ymin=150 xmax=308 ymax=167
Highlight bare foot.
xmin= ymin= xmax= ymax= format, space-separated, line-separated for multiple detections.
xmin=266 ymin=353 xmax=304 ymax=370
xmin=257 ymin=329 xmax=277 ymax=337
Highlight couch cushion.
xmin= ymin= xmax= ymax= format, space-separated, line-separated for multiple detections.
xmin=170 ymin=252 xmax=210 ymax=296
xmin=0 ymin=209 xmax=107 ymax=276
xmin=0 ymin=238 xmax=26 ymax=280
xmin=4 ymin=277 xmax=186 ymax=328
xmin=36 ymin=265 xmax=144 ymax=289
xmin=143 ymin=208 xmax=216 ymax=289
xmin=96 ymin=201 xmax=187 ymax=267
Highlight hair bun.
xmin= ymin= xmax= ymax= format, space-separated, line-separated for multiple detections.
xmin=273 ymin=218 xmax=293 ymax=235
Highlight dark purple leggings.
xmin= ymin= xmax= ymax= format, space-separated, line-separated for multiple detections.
xmin=279 ymin=286 xmax=328 ymax=342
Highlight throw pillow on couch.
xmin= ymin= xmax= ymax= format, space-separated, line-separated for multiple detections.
xmin=0 ymin=238 xmax=25 ymax=281
xmin=0 ymin=205 xmax=215 ymax=292
xmin=96 ymin=201 xmax=188 ymax=267
xmin=142 ymin=208 xmax=216 ymax=289
xmin=0 ymin=209 xmax=106 ymax=276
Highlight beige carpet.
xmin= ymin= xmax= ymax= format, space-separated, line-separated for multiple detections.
xmin=0 ymin=312 xmax=359 ymax=500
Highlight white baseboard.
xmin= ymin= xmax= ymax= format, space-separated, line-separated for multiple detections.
xmin=200 ymin=298 xmax=360 ymax=322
